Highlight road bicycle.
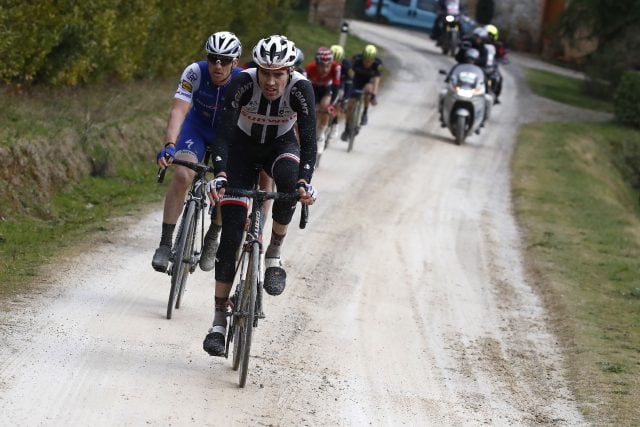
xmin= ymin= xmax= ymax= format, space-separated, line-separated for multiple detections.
xmin=223 ymin=168 xmax=308 ymax=388
xmin=315 ymin=105 xmax=339 ymax=168
xmin=345 ymin=89 xmax=365 ymax=153
xmin=157 ymin=154 xmax=215 ymax=319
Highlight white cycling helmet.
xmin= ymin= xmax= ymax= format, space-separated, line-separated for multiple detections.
xmin=252 ymin=35 xmax=297 ymax=70
xmin=205 ymin=31 xmax=242 ymax=58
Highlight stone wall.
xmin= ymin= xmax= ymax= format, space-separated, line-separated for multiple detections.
xmin=492 ymin=1 xmax=546 ymax=52
xmin=308 ymin=0 xmax=346 ymax=30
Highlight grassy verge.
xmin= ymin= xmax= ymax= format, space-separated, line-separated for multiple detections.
xmin=0 ymin=15 xmax=378 ymax=301
xmin=526 ymin=67 xmax=614 ymax=113
xmin=512 ymin=121 xmax=640 ymax=424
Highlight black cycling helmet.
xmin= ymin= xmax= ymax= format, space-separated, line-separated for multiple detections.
xmin=464 ymin=48 xmax=480 ymax=64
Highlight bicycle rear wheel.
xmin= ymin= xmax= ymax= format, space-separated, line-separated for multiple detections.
xmin=238 ymin=243 xmax=258 ymax=387
xmin=167 ymin=201 xmax=195 ymax=319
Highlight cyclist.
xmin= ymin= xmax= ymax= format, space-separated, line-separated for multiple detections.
xmin=152 ymin=31 xmax=243 ymax=273
xmin=294 ymin=47 xmax=306 ymax=76
xmin=203 ymin=35 xmax=318 ymax=357
xmin=341 ymin=44 xmax=382 ymax=141
xmin=329 ymin=44 xmax=354 ymax=139
xmin=484 ymin=24 xmax=506 ymax=104
xmin=305 ymin=47 xmax=341 ymax=155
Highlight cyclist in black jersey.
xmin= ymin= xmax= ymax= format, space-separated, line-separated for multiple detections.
xmin=341 ymin=44 xmax=382 ymax=141
xmin=202 ymin=35 xmax=318 ymax=357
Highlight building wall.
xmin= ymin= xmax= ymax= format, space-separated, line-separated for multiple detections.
xmin=309 ymin=0 xmax=347 ymax=30
xmin=492 ymin=1 xmax=547 ymax=51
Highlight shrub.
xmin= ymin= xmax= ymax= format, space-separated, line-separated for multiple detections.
xmin=614 ymin=71 xmax=640 ymax=129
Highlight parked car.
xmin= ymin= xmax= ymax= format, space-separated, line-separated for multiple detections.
xmin=364 ymin=0 xmax=475 ymax=33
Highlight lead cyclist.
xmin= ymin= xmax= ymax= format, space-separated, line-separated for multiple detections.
xmin=203 ymin=35 xmax=318 ymax=357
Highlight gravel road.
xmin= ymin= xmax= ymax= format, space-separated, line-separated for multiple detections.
xmin=0 ymin=21 xmax=591 ymax=426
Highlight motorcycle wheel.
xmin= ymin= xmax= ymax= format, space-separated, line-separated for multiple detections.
xmin=455 ymin=115 xmax=466 ymax=146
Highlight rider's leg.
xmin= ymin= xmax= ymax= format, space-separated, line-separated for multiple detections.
xmin=152 ymin=150 xmax=197 ymax=272
xmin=263 ymin=140 xmax=300 ymax=296
xmin=341 ymin=96 xmax=357 ymax=141
xmin=361 ymin=83 xmax=374 ymax=125
xmin=316 ymin=94 xmax=332 ymax=153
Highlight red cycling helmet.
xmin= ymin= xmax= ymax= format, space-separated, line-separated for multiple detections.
xmin=315 ymin=47 xmax=334 ymax=64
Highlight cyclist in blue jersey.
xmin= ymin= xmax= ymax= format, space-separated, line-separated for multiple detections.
xmin=341 ymin=44 xmax=382 ymax=141
xmin=152 ymin=31 xmax=243 ymax=273
xmin=203 ymin=35 xmax=318 ymax=357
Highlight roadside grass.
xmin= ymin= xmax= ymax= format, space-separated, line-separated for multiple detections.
xmin=512 ymin=121 xmax=640 ymax=424
xmin=526 ymin=68 xmax=614 ymax=113
xmin=0 ymin=15 xmax=379 ymax=301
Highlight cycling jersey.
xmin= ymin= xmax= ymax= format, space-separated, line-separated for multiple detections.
xmin=304 ymin=62 xmax=341 ymax=87
xmin=339 ymin=58 xmax=354 ymax=100
xmin=173 ymin=62 xmax=242 ymax=161
xmin=214 ymin=68 xmax=317 ymax=183
xmin=351 ymin=54 xmax=383 ymax=90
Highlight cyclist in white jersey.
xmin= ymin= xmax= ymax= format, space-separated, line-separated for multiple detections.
xmin=202 ymin=35 xmax=318 ymax=357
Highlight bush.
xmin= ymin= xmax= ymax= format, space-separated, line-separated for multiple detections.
xmin=0 ymin=0 xmax=292 ymax=86
xmin=614 ymin=71 xmax=640 ymax=129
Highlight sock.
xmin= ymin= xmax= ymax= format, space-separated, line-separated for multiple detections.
xmin=205 ymin=223 xmax=222 ymax=242
xmin=363 ymin=106 xmax=369 ymax=116
xmin=265 ymin=230 xmax=286 ymax=258
xmin=160 ymin=223 xmax=176 ymax=247
xmin=211 ymin=296 xmax=228 ymax=334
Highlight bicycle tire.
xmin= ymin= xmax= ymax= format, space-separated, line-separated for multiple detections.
xmin=176 ymin=204 xmax=198 ymax=309
xmin=348 ymin=99 xmax=362 ymax=153
xmin=167 ymin=201 xmax=195 ymax=319
xmin=231 ymin=266 xmax=247 ymax=371
xmin=238 ymin=243 xmax=258 ymax=388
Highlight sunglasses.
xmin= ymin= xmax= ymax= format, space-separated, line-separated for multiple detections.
xmin=207 ymin=54 xmax=234 ymax=65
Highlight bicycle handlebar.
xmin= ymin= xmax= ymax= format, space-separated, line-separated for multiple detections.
xmin=157 ymin=158 xmax=215 ymax=184
xmin=224 ymin=188 xmax=309 ymax=229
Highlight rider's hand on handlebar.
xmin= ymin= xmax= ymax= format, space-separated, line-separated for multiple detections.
xmin=156 ymin=144 xmax=176 ymax=169
xmin=206 ymin=175 xmax=228 ymax=203
xmin=296 ymin=181 xmax=317 ymax=205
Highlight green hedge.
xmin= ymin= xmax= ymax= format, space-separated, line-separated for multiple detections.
xmin=0 ymin=0 xmax=290 ymax=86
xmin=614 ymin=71 xmax=640 ymax=129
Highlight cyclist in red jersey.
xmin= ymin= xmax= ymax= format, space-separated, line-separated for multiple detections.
xmin=305 ymin=47 xmax=341 ymax=155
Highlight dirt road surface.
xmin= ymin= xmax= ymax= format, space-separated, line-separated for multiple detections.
xmin=1 ymin=22 xmax=588 ymax=425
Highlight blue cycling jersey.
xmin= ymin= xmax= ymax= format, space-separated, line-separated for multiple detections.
xmin=173 ymin=62 xmax=242 ymax=161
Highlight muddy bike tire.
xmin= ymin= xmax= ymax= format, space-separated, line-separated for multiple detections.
xmin=455 ymin=114 xmax=466 ymax=145
xmin=176 ymin=205 xmax=198 ymax=309
xmin=238 ymin=243 xmax=258 ymax=388
xmin=167 ymin=201 xmax=195 ymax=319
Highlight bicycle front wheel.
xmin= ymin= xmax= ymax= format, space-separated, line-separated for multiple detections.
xmin=176 ymin=204 xmax=198 ymax=309
xmin=238 ymin=243 xmax=258 ymax=388
xmin=167 ymin=201 xmax=195 ymax=319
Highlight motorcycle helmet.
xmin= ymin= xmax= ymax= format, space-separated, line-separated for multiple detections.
xmin=472 ymin=27 xmax=488 ymax=42
xmin=252 ymin=35 xmax=297 ymax=69
xmin=464 ymin=48 xmax=480 ymax=64
xmin=485 ymin=24 xmax=499 ymax=41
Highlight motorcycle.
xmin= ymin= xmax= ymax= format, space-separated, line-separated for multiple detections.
xmin=438 ymin=64 xmax=493 ymax=145
xmin=439 ymin=14 xmax=460 ymax=57
xmin=483 ymin=43 xmax=505 ymax=102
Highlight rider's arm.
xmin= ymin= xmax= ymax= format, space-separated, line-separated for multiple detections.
xmin=164 ymin=99 xmax=190 ymax=145
xmin=213 ymin=72 xmax=253 ymax=177
xmin=291 ymin=80 xmax=317 ymax=183
xmin=372 ymin=60 xmax=383 ymax=96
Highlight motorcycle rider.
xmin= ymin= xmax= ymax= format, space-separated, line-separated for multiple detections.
xmin=152 ymin=31 xmax=243 ymax=273
xmin=439 ymin=48 xmax=491 ymax=127
xmin=484 ymin=24 xmax=506 ymax=104
xmin=455 ymin=27 xmax=489 ymax=67
xmin=430 ymin=0 xmax=461 ymax=44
